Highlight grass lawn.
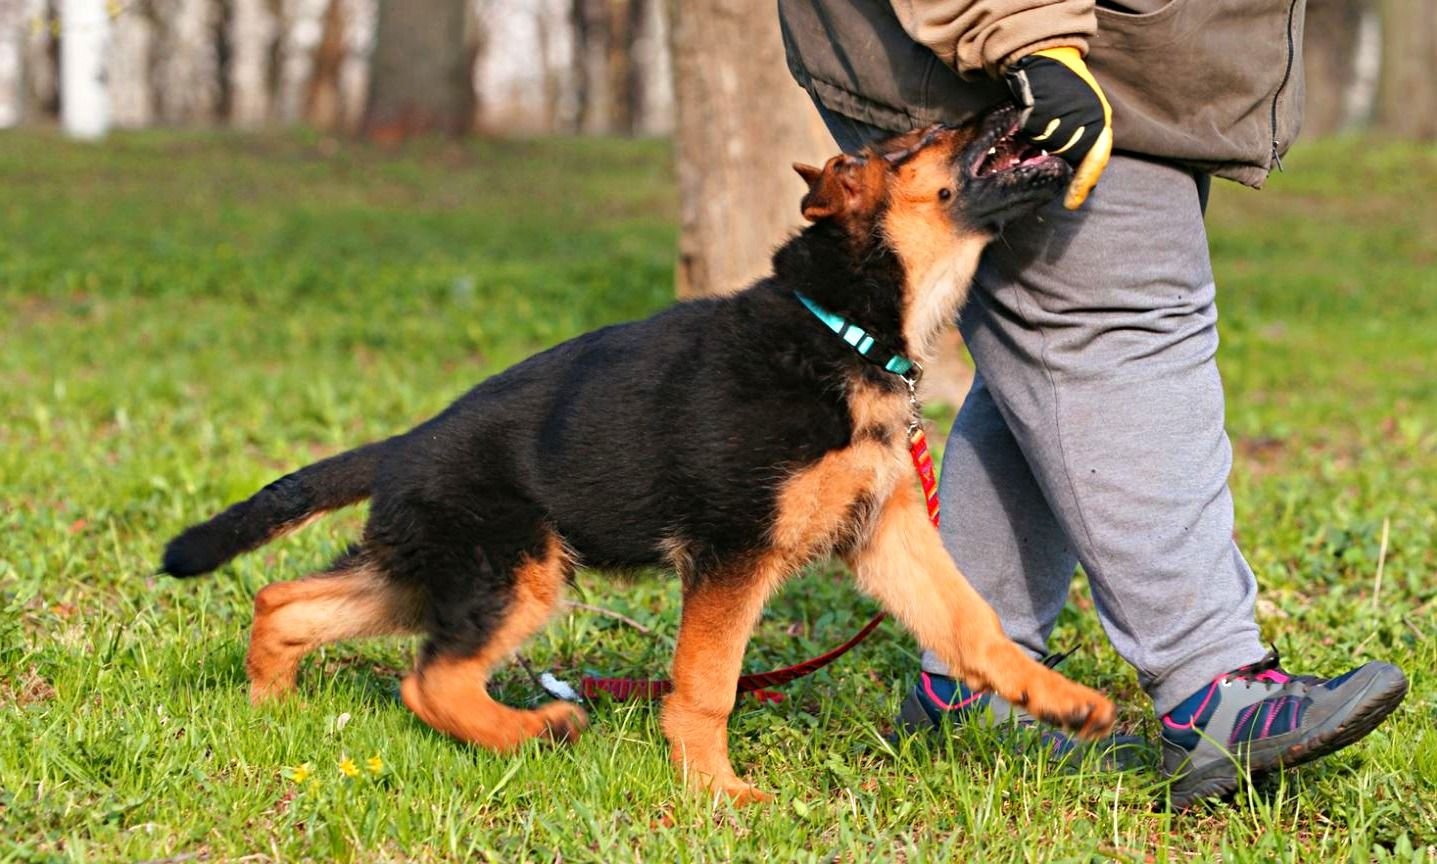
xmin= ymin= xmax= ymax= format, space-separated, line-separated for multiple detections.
xmin=1 ymin=128 xmax=1434 ymax=862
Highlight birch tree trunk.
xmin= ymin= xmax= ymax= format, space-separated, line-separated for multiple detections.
xmin=60 ymin=0 xmax=109 ymax=138
xmin=229 ymin=0 xmax=277 ymax=128
xmin=0 ymin=0 xmax=22 ymax=127
xmin=670 ymin=0 xmax=833 ymax=297
xmin=337 ymin=0 xmax=376 ymax=132
xmin=362 ymin=0 xmax=472 ymax=140
xmin=276 ymin=0 xmax=327 ymax=123
xmin=108 ymin=5 xmax=154 ymax=128
xmin=154 ymin=0 xmax=219 ymax=123
xmin=631 ymin=0 xmax=672 ymax=135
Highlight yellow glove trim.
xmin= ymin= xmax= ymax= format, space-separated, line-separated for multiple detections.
xmin=1032 ymin=46 xmax=1113 ymax=209
xmin=1030 ymin=117 xmax=1061 ymax=143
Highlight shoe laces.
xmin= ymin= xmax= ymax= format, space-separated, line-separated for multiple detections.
xmin=1222 ymin=649 xmax=1289 ymax=685
xmin=1220 ymin=647 xmax=1321 ymax=689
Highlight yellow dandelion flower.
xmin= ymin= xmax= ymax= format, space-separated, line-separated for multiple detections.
xmin=290 ymin=763 xmax=312 ymax=783
xmin=366 ymin=755 xmax=383 ymax=774
xmin=338 ymin=757 xmax=360 ymax=778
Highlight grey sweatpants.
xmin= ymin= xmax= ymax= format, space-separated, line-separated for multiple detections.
xmin=820 ymin=111 xmax=1268 ymax=715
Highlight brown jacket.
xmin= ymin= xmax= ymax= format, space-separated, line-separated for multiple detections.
xmin=779 ymin=0 xmax=1308 ymax=187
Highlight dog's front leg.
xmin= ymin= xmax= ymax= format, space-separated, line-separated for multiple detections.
xmin=662 ymin=563 xmax=786 ymax=805
xmin=848 ymin=483 xmax=1116 ymax=737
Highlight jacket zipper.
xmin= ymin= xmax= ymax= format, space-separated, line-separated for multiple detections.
xmin=1269 ymin=0 xmax=1300 ymax=172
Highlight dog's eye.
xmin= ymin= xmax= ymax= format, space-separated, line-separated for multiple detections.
xmin=937 ymin=188 xmax=953 ymax=202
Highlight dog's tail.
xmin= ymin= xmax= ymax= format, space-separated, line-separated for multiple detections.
xmin=159 ymin=438 xmax=394 ymax=578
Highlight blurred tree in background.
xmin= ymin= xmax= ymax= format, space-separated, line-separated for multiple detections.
xmin=8 ymin=0 xmax=1430 ymax=142
xmin=0 ymin=0 xmax=1431 ymax=300
xmin=363 ymin=0 xmax=472 ymax=140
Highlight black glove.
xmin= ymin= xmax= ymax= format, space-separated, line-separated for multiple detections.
xmin=1004 ymin=47 xmax=1113 ymax=208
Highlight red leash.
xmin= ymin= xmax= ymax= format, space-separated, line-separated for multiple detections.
xmin=575 ymin=427 xmax=941 ymax=705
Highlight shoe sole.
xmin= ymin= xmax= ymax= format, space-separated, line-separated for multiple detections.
xmin=1169 ymin=664 xmax=1409 ymax=810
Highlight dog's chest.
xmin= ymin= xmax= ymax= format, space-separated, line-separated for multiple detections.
xmin=768 ymin=384 xmax=911 ymax=557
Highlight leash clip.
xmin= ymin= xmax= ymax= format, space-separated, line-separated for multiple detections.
xmin=902 ymin=362 xmax=924 ymax=435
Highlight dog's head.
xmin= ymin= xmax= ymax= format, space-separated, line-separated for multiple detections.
xmin=791 ymin=106 xmax=1070 ymax=356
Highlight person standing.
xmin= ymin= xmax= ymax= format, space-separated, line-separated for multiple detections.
xmin=778 ymin=0 xmax=1409 ymax=808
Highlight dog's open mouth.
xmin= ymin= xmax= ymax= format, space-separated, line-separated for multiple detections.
xmin=958 ymin=105 xmax=1071 ymax=227
xmin=967 ymin=106 xmax=1065 ymax=180
xmin=972 ymin=135 xmax=1052 ymax=177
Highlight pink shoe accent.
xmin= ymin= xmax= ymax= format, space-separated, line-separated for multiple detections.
xmin=1161 ymin=679 xmax=1222 ymax=731
xmin=921 ymin=672 xmax=986 ymax=711
xmin=1231 ymin=703 xmax=1261 ymax=745
xmin=1260 ymin=696 xmax=1284 ymax=738
xmin=1255 ymin=669 xmax=1290 ymax=684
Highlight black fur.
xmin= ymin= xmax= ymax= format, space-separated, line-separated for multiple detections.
xmin=161 ymin=218 xmax=907 ymax=656
xmin=161 ymin=439 xmax=392 ymax=576
xmin=160 ymin=105 xmax=1073 ymax=666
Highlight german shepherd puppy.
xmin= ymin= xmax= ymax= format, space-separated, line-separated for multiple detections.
xmin=161 ymin=106 xmax=1115 ymax=803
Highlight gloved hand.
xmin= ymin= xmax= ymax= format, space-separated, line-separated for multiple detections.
xmin=1004 ymin=47 xmax=1112 ymax=210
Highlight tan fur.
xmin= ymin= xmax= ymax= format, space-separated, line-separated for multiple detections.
xmin=881 ymin=146 xmax=988 ymax=360
xmin=662 ymin=554 xmax=790 ymax=804
xmin=768 ymin=438 xmax=904 ymax=557
xmin=399 ymin=534 xmax=588 ymax=751
xmin=847 ymin=378 xmax=912 ymax=433
xmin=676 ymin=384 xmax=907 ymax=801
xmin=846 ymin=482 xmax=1116 ymax=734
xmin=247 ymin=558 xmax=424 ymax=702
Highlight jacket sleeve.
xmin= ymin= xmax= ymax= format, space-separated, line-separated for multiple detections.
xmin=889 ymin=0 xmax=1097 ymax=78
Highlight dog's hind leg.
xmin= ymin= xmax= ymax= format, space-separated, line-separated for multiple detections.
xmin=848 ymin=482 xmax=1117 ymax=738
xmin=247 ymin=548 xmax=424 ymax=702
xmin=661 ymin=558 xmax=789 ymax=805
xmin=399 ymin=533 xmax=587 ymax=751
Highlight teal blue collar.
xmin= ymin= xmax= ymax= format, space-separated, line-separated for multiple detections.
xmin=794 ymin=292 xmax=915 ymax=377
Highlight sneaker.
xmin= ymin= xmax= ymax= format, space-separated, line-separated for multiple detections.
xmin=897 ymin=663 xmax=1149 ymax=770
xmin=1160 ymin=649 xmax=1409 ymax=809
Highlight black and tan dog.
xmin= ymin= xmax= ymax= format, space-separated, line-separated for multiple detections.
xmin=161 ymin=106 xmax=1115 ymax=803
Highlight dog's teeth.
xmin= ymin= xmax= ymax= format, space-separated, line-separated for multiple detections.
xmin=988 ymin=147 xmax=997 ymax=155
xmin=1041 ymin=149 xmax=1048 ymax=156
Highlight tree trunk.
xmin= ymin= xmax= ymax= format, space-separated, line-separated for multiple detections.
xmin=228 ymin=0 xmax=276 ymax=128
xmin=629 ymin=0 xmax=672 ymax=135
xmin=154 ymin=0 xmax=219 ymax=123
xmin=670 ymin=0 xmax=834 ymax=298
xmin=571 ymin=0 xmax=611 ymax=134
xmin=337 ymin=0 xmax=377 ymax=133
xmin=276 ymin=0 xmax=325 ymax=123
xmin=305 ymin=0 xmax=345 ymax=129
xmin=1376 ymin=0 xmax=1437 ymax=139
xmin=59 ymin=0 xmax=110 ymax=138
xmin=606 ymin=0 xmax=633 ymax=134
xmin=108 ymin=4 xmax=155 ymax=128
xmin=362 ymin=0 xmax=472 ymax=141
xmin=22 ymin=0 xmax=58 ymax=119
xmin=1302 ymin=0 xmax=1364 ymax=137
xmin=0 ymin=0 xmax=22 ymax=127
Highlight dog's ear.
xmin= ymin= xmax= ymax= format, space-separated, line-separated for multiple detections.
xmin=796 ymin=155 xmax=884 ymax=223
xmin=792 ymin=162 xmax=823 ymax=186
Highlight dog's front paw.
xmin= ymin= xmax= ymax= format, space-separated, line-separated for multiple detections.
xmin=696 ymin=775 xmax=773 ymax=806
xmin=536 ymin=701 xmax=589 ymax=744
xmin=1013 ymin=669 xmax=1116 ymax=740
